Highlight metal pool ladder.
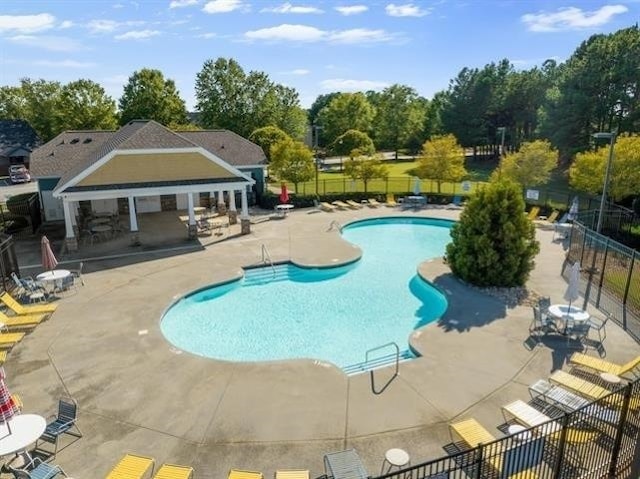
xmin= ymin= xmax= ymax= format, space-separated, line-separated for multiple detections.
xmin=261 ymin=244 xmax=276 ymax=278
xmin=365 ymin=342 xmax=400 ymax=394
xmin=328 ymin=220 xmax=343 ymax=232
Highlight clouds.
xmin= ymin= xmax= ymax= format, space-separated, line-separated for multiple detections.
xmin=169 ymin=0 xmax=199 ymax=8
xmin=522 ymin=5 xmax=628 ymax=32
xmin=202 ymin=0 xmax=246 ymax=14
xmin=320 ymin=79 xmax=389 ymax=91
xmin=262 ymin=3 xmax=323 ymax=14
xmin=281 ymin=69 xmax=310 ymax=75
xmin=385 ymin=3 xmax=430 ymax=17
xmin=244 ymin=24 xmax=398 ymax=44
xmin=115 ymin=30 xmax=161 ymax=40
xmin=0 ymin=13 xmax=57 ymax=33
xmin=33 ymin=59 xmax=96 ymax=68
xmin=7 ymin=35 xmax=84 ymax=52
xmin=334 ymin=5 xmax=368 ymax=16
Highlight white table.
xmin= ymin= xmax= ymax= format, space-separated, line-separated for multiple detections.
xmin=36 ymin=269 xmax=71 ymax=293
xmin=381 ymin=448 xmax=410 ymax=473
xmin=275 ymin=204 xmax=294 ymax=217
xmin=600 ymin=372 xmax=622 ymax=387
xmin=548 ymin=304 xmax=590 ymax=333
xmin=0 ymin=414 xmax=46 ymax=458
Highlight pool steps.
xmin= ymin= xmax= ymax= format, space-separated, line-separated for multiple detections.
xmin=243 ymin=263 xmax=299 ymax=286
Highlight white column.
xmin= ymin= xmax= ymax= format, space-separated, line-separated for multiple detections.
xmin=128 ymin=196 xmax=138 ymax=231
xmin=217 ymin=190 xmax=224 ymax=205
xmin=240 ymin=188 xmax=249 ymax=218
xmin=228 ymin=189 xmax=237 ymax=211
xmin=62 ymin=199 xmax=75 ymax=238
xmin=69 ymin=201 xmax=77 ymax=227
xmin=187 ymin=192 xmax=196 ymax=225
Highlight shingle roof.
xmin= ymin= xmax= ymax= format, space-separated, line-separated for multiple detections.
xmin=0 ymin=119 xmax=41 ymax=154
xmin=180 ymin=130 xmax=266 ymax=167
xmin=30 ymin=121 xmax=267 ymax=189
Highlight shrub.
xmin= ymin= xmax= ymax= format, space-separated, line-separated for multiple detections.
xmin=446 ymin=180 xmax=539 ymax=287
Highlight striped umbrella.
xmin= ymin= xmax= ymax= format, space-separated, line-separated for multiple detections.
xmin=41 ymin=235 xmax=58 ymax=271
xmin=0 ymin=367 xmax=19 ymax=434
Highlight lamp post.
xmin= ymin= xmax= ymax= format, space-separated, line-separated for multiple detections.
xmin=496 ymin=127 xmax=506 ymax=178
xmin=593 ymin=130 xmax=617 ymax=234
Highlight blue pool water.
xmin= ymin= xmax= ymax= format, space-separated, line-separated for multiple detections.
xmin=161 ymin=217 xmax=452 ymax=367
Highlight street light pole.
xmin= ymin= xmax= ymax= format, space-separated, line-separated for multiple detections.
xmin=593 ymin=130 xmax=617 ymax=234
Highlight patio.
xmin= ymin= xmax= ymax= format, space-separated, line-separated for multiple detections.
xmin=4 ymin=206 xmax=640 ymax=478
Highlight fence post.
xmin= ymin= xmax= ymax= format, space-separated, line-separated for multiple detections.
xmin=622 ymin=251 xmax=635 ymax=331
xmin=608 ymin=384 xmax=633 ymax=478
xmin=551 ymin=414 xmax=570 ymax=478
xmin=579 ymin=227 xmax=589 ymax=266
xmin=596 ymin=238 xmax=610 ymax=307
xmin=475 ymin=444 xmax=484 ymax=479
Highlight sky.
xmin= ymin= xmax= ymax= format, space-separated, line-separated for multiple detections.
xmin=0 ymin=1 xmax=638 ymax=110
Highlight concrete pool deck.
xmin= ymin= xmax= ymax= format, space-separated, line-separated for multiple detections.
xmin=5 ymin=206 xmax=640 ymax=478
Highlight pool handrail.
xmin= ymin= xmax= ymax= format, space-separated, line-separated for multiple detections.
xmin=260 ymin=244 xmax=276 ymax=279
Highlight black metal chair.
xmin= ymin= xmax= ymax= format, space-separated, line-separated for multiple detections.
xmin=7 ymin=458 xmax=68 ymax=479
xmin=529 ymin=306 xmax=557 ymax=343
xmin=587 ymin=314 xmax=609 ymax=344
xmin=34 ymin=398 xmax=82 ymax=458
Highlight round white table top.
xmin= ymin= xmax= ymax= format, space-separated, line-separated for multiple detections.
xmin=276 ymin=204 xmax=294 ymax=209
xmin=0 ymin=414 xmax=46 ymax=456
xmin=600 ymin=372 xmax=622 ymax=384
xmin=548 ymin=304 xmax=590 ymax=322
xmin=385 ymin=448 xmax=410 ymax=466
xmin=92 ymin=225 xmax=112 ymax=233
xmin=36 ymin=269 xmax=70 ymax=282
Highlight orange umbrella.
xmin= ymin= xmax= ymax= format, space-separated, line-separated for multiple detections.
xmin=41 ymin=235 xmax=58 ymax=271
xmin=279 ymin=183 xmax=290 ymax=203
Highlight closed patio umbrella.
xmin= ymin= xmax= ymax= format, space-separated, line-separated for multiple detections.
xmin=567 ymin=197 xmax=579 ymax=221
xmin=0 ymin=367 xmax=19 ymax=434
xmin=279 ymin=183 xmax=289 ymax=204
xmin=412 ymin=177 xmax=421 ymax=195
xmin=41 ymin=236 xmax=58 ymax=271
xmin=564 ymin=261 xmax=581 ymax=310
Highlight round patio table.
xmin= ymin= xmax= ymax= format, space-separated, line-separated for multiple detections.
xmin=37 ymin=269 xmax=71 ymax=294
xmin=0 ymin=414 xmax=46 ymax=458
xmin=548 ymin=304 xmax=589 ymax=332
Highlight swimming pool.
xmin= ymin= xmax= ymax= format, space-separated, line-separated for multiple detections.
xmin=161 ymin=217 xmax=452 ymax=368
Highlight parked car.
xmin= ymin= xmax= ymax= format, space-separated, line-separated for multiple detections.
xmin=9 ymin=165 xmax=31 ymax=184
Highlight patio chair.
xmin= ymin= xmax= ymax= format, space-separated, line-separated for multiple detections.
xmin=0 ymin=332 xmax=26 ymax=349
xmin=385 ymin=195 xmax=398 ymax=207
xmin=537 ymin=297 xmax=551 ymax=314
xmin=447 ymin=196 xmax=463 ymax=209
xmin=228 ymin=469 xmax=263 ymax=479
xmin=526 ymin=206 xmax=540 ymax=220
xmin=367 ymin=198 xmax=381 ymax=207
xmin=567 ymin=322 xmax=590 ymax=347
xmin=7 ymin=458 xmax=68 ymax=479
xmin=275 ymin=470 xmax=309 ymax=479
xmin=548 ymin=370 xmax=614 ymax=405
xmin=10 ymin=273 xmax=46 ymax=304
xmin=345 ymin=200 xmax=363 ymax=209
xmin=331 ymin=200 xmax=350 ymax=210
xmin=68 ymin=262 xmax=85 ymax=288
xmin=449 ymin=418 xmax=505 ymax=472
xmin=0 ymin=318 xmax=36 ymax=333
xmin=153 ymin=464 xmax=194 ymax=479
xmin=586 ymin=314 xmax=609 ymax=344
xmin=529 ymin=306 xmax=557 ymax=341
xmin=34 ymin=398 xmax=82 ymax=458
xmin=106 ymin=453 xmax=155 ymax=479
xmin=80 ymin=228 xmax=99 ymax=245
xmin=319 ymin=201 xmax=336 ymax=212
xmin=501 ymin=399 xmax=560 ymax=433
xmin=196 ymin=219 xmax=213 ymax=236
xmin=0 ymin=310 xmax=46 ymax=327
xmin=0 ymin=292 xmax=58 ymax=316
xmin=569 ymin=352 xmax=640 ymax=378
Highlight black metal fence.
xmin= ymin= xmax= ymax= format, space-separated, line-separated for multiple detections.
xmin=374 ymin=378 xmax=640 ymax=479
xmin=564 ymin=221 xmax=640 ymax=342
xmin=0 ymin=234 xmax=19 ymax=291
xmin=0 ymin=193 xmax=42 ymax=239
xmin=575 ymin=206 xmax=640 ymax=251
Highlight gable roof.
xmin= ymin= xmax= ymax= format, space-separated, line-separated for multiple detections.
xmin=30 ymin=120 xmax=267 ymax=183
xmin=0 ymin=119 xmax=40 ymax=155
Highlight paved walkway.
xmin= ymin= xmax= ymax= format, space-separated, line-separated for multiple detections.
xmin=5 ymin=206 xmax=639 ymax=478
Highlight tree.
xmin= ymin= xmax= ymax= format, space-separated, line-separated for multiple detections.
xmin=249 ymin=126 xmax=290 ymax=162
xmin=316 ymin=93 xmax=375 ymax=146
xmin=343 ymin=153 xmax=389 ymax=193
xmin=373 ymin=84 xmax=426 ymax=159
xmin=570 ymin=134 xmax=640 ymax=201
xmin=2 ymin=79 xmax=62 ymax=141
xmin=498 ymin=140 xmax=558 ymax=187
xmin=56 ymin=79 xmax=118 ymax=131
xmin=195 ymin=57 xmax=308 ymax=138
xmin=308 ymin=93 xmax=340 ymax=139
xmin=331 ymin=130 xmax=375 ymax=157
xmin=446 ymin=180 xmax=540 ymax=287
xmin=416 ymin=134 xmax=467 ymax=193
xmin=119 ymin=68 xmax=188 ymax=126
xmin=269 ymin=138 xmax=315 ymax=193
